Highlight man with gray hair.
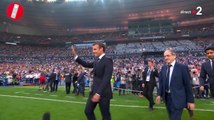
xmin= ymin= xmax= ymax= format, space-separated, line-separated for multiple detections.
xmin=156 ymin=49 xmax=195 ymax=120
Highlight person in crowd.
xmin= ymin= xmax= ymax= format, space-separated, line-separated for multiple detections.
xmin=126 ymin=71 xmax=133 ymax=94
xmin=141 ymin=59 xmax=159 ymax=111
xmin=76 ymin=69 xmax=86 ymax=97
xmin=64 ymin=68 xmax=72 ymax=94
xmin=110 ymin=75 xmax=115 ymax=92
xmin=119 ymin=72 xmax=127 ymax=96
xmin=39 ymin=72 xmax=46 ymax=91
xmin=191 ymin=69 xmax=200 ymax=98
xmin=54 ymin=69 xmax=60 ymax=92
xmin=49 ymin=69 xmax=56 ymax=92
xmin=72 ymin=70 xmax=78 ymax=94
xmin=136 ymin=68 xmax=143 ymax=96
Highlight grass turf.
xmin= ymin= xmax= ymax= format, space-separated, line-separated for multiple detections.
xmin=0 ymin=86 xmax=214 ymax=120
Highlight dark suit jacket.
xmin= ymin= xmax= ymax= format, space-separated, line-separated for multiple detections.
xmin=64 ymin=73 xmax=72 ymax=83
xmin=73 ymin=73 xmax=78 ymax=84
xmin=200 ymin=60 xmax=214 ymax=85
xmin=158 ymin=62 xmax=194 ymax=109
xmin=76 ymin=55 xmax=113 ymax=99
xmin=49 ymin=72 xmax=56 ymax=82
xmin=142 ymin=67 xmax=159 ymax=86
xmin=77 ymin=72 xmax=86 ymax=85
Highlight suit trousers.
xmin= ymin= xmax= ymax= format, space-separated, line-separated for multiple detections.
xmin=143 ymin=82 xmax=155 ymax=108
xmin=50 ymin=81 xmax=55 ymax=92
xmin=54 ymin=80 xmax=59 ymax=92
xmin=165 ymin=93 xmax=183 ymax=120
xmin=77 ymin=84 xmax=85 ymax=96
xmin=84 ymin=92 xmax=111 ymax=120
xmin=65 ymin=82 xmax=71 ymax=94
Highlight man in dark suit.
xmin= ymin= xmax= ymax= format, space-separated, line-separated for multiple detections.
xmin=72 ymin=70 xmax=78 ymax=94
xmin=71 ymin=42 xmax=113 ymax=120
xmin=76 ymin=69 xmax=87 ymax=97
xmin=53 ymin=70 xmax=60 ymax=92
xmin=64 ymin=68 xmax=72 ymax=94
xmin=156 ymin=49 xmax=194 ymax=120
xmin=49 ymin=70 xmax=56 ymax=92
xmin=142 ymin=59 xmax=159 ymax=111
xmin=200 ymin=45 xmax=214 ymax=98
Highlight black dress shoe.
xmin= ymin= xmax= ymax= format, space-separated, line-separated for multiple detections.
xmin=43 ymin=112 xmax=50 ymax=120
xmin=148 ymin=107 xmax=154 ymax=111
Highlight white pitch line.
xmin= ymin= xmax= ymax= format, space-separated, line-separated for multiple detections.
xmin=0 ymin=94 xmax=214 ymax=112
xmin=206 ymin=103 xmax=214 ymax=106
xmin=65 ymin=96 xmax=75 ymax=99
xmin=15 ymin=92 xmax=22 ymax=94
xmin=125 ymin=100 xmax=140 ymax=103
xmin=50 ymin=95 xmax=58 ymax=97
xmin=0 ymin=94 xmax=85 ymax=104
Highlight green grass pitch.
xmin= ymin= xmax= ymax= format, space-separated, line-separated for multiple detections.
xmin=0 ymin=86 xmax=214 ymax=120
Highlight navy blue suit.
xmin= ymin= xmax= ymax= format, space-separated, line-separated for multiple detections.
xmin=64 ymin=72 xmax=72 ymax=94
xmin=49 ymin=72 xmax=56 ymax=92
xmin=77 ymin=72 xmax=86 ymax=96
xmin=158 ymin=62 xmax=194 ymax=120
xmin=200 ymin=60 xmax=214 ymax=97
xmin=142 ymin=67 xmax=159 ymax=109
xmin=76 ymin=55 xmax=113 ymax=120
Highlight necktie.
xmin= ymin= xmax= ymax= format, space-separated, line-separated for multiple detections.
xmin=146 ymin=69 xmax=151 ymax=81
xmin=147 ymin=69 xmax=151 ymax=76
xmin=165 ymin=65 xmax=172 ymax=92
xmin=98 ymin=58 xmax=100 ymax=62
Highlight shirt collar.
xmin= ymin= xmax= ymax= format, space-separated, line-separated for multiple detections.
xmin=98 ymin=53 xmax=105 ymax=60
xmin=169 ymin=60 xmax=176 ymax=67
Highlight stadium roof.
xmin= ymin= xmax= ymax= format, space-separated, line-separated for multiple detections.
xmin=0 ymin=0 xmax=214 ymax=35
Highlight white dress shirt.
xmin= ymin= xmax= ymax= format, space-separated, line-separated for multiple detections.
xmin=210 ymin=59 xmax=213 ymax=69
xmin=168 ymin=60 xmax=176 ymax=92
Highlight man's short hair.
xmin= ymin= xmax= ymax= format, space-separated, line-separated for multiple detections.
xmin=147 ymin=59 xmax=154 ymax=64
xmin=165 ymin=48 xmax=176 ymax=55
xmin=205 ymin=44 xmax=214 ymax=53
xmin=93 ymin=42 xmax=106 ymax=52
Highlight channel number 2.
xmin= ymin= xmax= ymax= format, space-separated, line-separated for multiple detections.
xmin=196 ymin=6 xmax=202 ymax=16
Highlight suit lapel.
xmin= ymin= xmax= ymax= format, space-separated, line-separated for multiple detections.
xmin=145 ymin=67 xmax=148 ymax=75
xmin=99 ymin=55 xmax=105 ymax=63
xmin=163 ymin=65 xmax=167 ymax=88
xmin=207 ymin=61 xmax=214 ymax=76
xmin=170 ymin=62 xmax=177 ymax=85
xmin=94 ymin=55 xmax=105 ymax=72
xmin=208 ymin=61 xmax=212 ymax=71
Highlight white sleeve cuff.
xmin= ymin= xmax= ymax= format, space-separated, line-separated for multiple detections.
xmin=95 ymin=93 xmax=100 ymax=96
xmin=74 ymin=56 xmax=78 ymax=60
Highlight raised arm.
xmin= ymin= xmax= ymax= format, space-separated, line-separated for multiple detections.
xmin=71 ymin=46 xmax=93 ymax=68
